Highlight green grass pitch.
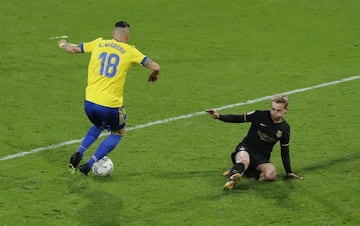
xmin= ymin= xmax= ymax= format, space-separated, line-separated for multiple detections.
xmin=0 ymin=0 xmax=360 ymax=225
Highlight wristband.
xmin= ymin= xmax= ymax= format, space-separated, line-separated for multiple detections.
xmin=59 ymin=43 xmax=67 ymax=49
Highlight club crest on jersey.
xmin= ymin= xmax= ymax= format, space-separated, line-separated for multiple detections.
xmin=276 ymin=130 xmax=283 ymax=138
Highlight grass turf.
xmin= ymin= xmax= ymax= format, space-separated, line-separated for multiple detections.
xmin=0 ymin=0 xmax=360 ymax=225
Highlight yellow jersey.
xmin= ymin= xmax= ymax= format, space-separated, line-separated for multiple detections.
xmin=80 ymin=38 xmax=146 ymax=107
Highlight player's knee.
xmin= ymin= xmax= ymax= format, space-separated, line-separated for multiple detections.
xmin=266 ymin=170 xmax=277 ymax=180
xmin=112 ymin=128 xmax=125 ymax=136
xmin=260 ymin=170 xmax=277 ymax=181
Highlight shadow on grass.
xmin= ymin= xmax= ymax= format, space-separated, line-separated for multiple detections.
xmin=59 ymin=151 xmax=360 ymax=225
xmin=300 ymin=150 xmax=360 ymax=172
xmin=67 ymin=176 xmax=123 ymax=226
xmin=39 ymin=148 xmax=126 ymax=225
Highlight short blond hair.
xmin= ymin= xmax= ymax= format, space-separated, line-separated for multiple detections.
xmin=271 ymin=94 xmax=289 ymax=108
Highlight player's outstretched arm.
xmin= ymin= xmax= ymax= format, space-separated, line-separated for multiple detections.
xmin=143 ymin=58 xmax=160 ymax=82
xmin=58 ymin=39 xmax=82 ymax=53
xmin=205 ymin=109 xmax=220 ymax=119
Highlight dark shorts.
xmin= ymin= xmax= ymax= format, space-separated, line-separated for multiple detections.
xmin=231 ymin=143 xmax=270 ymax=179
xmin=84 ymin=100 xmax=126 ymax=131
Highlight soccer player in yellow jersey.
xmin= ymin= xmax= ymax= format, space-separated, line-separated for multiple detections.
xmin=58 ymin=21 xmax=160 ymax=175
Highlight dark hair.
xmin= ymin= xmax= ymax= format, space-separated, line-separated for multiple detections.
xmin=115 ymin=21 xmax=130 ymax=28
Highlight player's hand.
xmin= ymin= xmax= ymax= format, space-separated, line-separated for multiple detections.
xmin=286 ymin=173 xmax=304 ymax=179
xmin=148 ymin=71 xmax=159 ymax=82
xmin=58 ymin=39 xmax=68 ymax=48
xmin=205 ymin=109 xmax=219 ymax=119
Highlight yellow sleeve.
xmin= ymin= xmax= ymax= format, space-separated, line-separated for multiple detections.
xmin=81 ymin=38 xmax=103 ymax=53
xmin=129 ymin=46 xmax=146 ymax=64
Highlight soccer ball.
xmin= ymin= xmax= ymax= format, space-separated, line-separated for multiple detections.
xmin=92 ymin=156 xmax=114 ymax=176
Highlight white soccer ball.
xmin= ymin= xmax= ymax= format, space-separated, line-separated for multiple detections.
xmin=92 ymin=156 xmax=114 ymax=176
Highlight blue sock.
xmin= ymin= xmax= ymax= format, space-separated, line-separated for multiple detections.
xmin=86 ymin=134 xmax=122 ymax=167
xmin=77 ymin=125 xmax=103 ymax=158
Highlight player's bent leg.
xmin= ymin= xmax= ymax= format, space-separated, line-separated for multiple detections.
xmin=224 ymin=173 xmax=242 ymax=190
xmin=68 ymin=125 xmax=103 ymax=174
xmin=79 ymin=130 xmax=124 ymax=176
xmin=77 ymin=125 xmax=103 ymax=157
xmin=223 ymin=149 xmax=250 ymax=189
xmin=257 ymin=163 xmax=277 ymax=181
xmin=223 ymin=161 xmax=245 ymax=190
xmin=68 ymin=152 xmax=82 ymax=174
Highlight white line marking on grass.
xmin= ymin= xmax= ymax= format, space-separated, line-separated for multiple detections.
xmin=1 ymin=75 xmax=359 ymax=161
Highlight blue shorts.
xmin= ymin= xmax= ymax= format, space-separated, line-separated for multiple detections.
xmin=84 ymin=100 xmax=126 ymax=131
